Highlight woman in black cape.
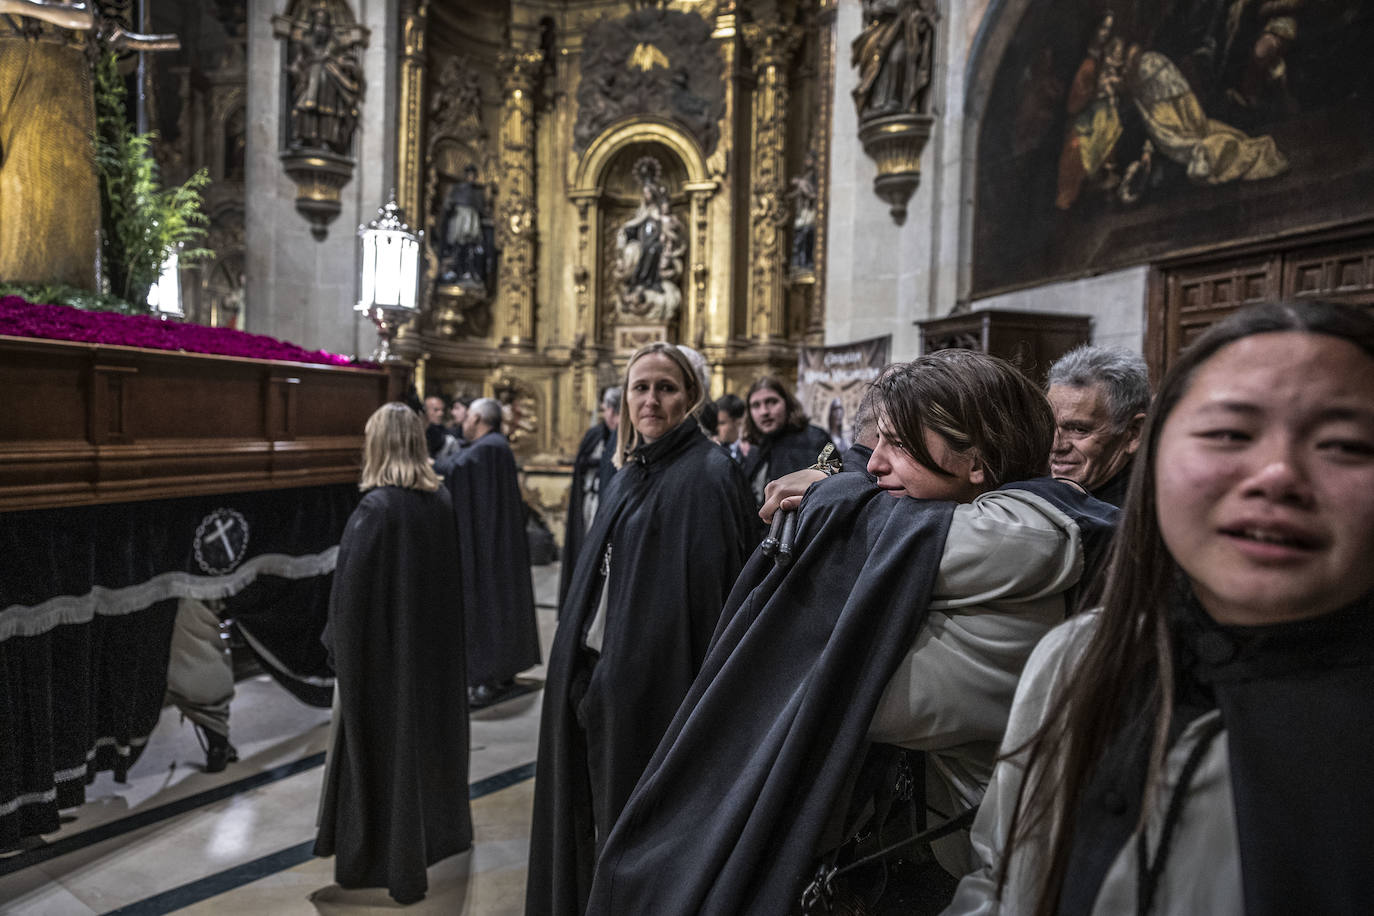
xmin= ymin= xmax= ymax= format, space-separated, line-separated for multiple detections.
xmin=315 ymin=402 xmax=472 ymax=905
xmin=949 ymin=302 xmax=1374 ymax=915
xmin=527 ymin=342 xmax=759 ymax=916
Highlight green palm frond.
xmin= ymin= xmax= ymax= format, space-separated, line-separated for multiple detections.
xmin=93 ymin=51 xmax=214 ymax=311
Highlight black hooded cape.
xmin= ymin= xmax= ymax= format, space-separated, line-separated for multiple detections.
xmin=584 ymin=473 xmax=953 ymax=915
xmin=559 ymin=422 xmax=615 ymax=609
xmin=740 ymin=423 xmax=833 ymax=502
xmin=315 ymin=486 xmax=473 ymax=904
xmin=437 ymin=431 xmax=541 ymax=686
xmin=526 ymin=416 xmax=760 ymax=916
xmin=587 ymin=476 xmax=1118 ymax=916
xmin=1060 ymin=591 xmax=1374 ymax=916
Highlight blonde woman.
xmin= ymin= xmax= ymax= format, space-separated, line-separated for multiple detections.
xmin=315 ymin=402 xmax=472 ymax=905
xmin=528 ymin=343 xmax=759 ymax=916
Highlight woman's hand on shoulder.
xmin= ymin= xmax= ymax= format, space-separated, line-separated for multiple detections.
xmin=760 ymin=468 xmax=827 ymax=523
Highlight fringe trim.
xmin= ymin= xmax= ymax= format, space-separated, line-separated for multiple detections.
xmin=0 ymin=548 xmax=339 ymax=643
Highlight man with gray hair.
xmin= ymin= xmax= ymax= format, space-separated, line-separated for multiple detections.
xmin=440 ymin=397 xmax=541 ymax=707
xmin=1046 ymin=344 xmax=1151 ymax=507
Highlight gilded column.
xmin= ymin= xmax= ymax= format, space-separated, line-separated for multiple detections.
xmin=812 ymin=0 xmax=838 ymax=340
xmin=496 ymin=49 xmax=543 ymax=352
xmin=742 ymin=20 xmax=800 ymax=343
xmin=397 ymin=1 xmax=428 ymax=222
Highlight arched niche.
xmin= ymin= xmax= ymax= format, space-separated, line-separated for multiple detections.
xmin=569 ymin=117 xmax=719 ymax=353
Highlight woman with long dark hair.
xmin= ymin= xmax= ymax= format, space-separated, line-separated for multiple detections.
xmin=947 ymin=301 xmax=1374 ymax=915
xmin=527 ymin=342 xmax=758 ymax=916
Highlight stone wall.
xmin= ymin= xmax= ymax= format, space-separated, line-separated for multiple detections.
xmin=244 ymin=0 xmax=399 ymax=359
xmin=824 ymin=0 xmax=1146 ymax=360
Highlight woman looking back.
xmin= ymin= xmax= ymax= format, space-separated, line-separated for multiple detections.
xmin=527 ymin=342 xmax=759 ymax=916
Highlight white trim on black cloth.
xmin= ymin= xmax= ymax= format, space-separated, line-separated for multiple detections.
xmin=0 ymin=484 xmax=359 ymax=848
xmin=0 ymin=549 xmax=339 ymax=642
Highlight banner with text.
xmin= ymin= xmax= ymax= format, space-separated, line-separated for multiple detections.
xmin=795 ymin=335 xmax=891 ymax=453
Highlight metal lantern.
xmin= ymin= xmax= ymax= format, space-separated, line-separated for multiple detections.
xmin=356 ymin=194 xmax=422 ymax=362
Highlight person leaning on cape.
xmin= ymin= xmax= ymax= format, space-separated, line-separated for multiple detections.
xmin=436 ymin=397 xmax=541 ymax=707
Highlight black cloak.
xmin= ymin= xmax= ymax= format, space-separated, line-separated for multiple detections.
xmin=526 ymin=416 xmax=760 ymax=916
xmin=740 ymin=423 xmax=833 ymax=503
xmin=1060 ymin=591 xmax=1374 ymax=916
xmin=559 ymin=422 xmax=615 ymax=609
xmin=587 ymin=476 xmax=1118 ymax=916
xmin=1089 ymin=460 xmax=1133 ymax=508
xmin=438 ymin=431 xmax=541 ymax=686
xmin=315 ymin=486 xmax=473 ymax=904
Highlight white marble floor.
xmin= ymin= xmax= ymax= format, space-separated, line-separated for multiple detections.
xmin=0 ymin=565 xmax=560 ymax=916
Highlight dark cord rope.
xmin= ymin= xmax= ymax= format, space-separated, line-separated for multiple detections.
xmin=1136 ymin=715 xmax=1226 ymax=915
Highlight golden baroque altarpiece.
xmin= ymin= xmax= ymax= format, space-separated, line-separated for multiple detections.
xmin=391 ymin=0 xmax=838 ymax=495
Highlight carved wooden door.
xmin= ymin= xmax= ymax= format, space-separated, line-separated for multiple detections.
xmin=1148 ymin=228 xmax=1374 ymax=378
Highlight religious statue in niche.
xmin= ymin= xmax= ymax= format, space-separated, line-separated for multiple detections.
xmin=438 ymin=165 xmax=495 ymax=294
xmin=613 ymin=157 xmax=686 ymax=322
xmin=851 ymin=0 xmax=938 ymax=117
xmin=280 ymin=3 xmax=366 ymax=154
xmin=789 ymin=149 xmax=818 ymax=272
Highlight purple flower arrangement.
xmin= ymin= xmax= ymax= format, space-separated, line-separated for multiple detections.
xmin=0 ymin=295 xmax=377 ymax=369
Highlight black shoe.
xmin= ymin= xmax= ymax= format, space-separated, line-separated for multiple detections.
xmin=468 ymin=683 xmax=498 ymax=710
xmin=197 ymin=725 xmax=239 ymax=773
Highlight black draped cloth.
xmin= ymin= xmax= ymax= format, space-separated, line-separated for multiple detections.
xmin=588 ymin=477 xmax=1116 ymax=915
xmin=1060 ymin=590 xmax=1374 ymax=916
xmin=740 ymin=423 xmax=833 ymax=504
xmin=437 ymin=431 xmax=540 ymax=686
xmin=1089 ymin=460 xmax=1133 ymax=509
xmin=315 ymin=486 xmax=473 ymax=904
xmin=586 ymin=473 xmax=955 ymax=916
xmin=527 ymin=417 xmax=760 ymax=916
xmin=559 ymin=422 xmax=615 ymax=609
xmin=0 ymin=484 xmax=355 ymax=847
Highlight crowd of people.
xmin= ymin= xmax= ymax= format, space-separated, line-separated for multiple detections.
xmin=314 ymin=301 xmax=1374 ymax=914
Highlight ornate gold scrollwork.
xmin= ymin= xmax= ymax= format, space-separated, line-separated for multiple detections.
xmin=742 ymin=19 xmax=801 ymax=342
xmin=495 ymin=49 xmax=543 ymax=350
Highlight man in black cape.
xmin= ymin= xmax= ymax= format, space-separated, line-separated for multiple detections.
xmin=558 ymin=386 xmax=620 ymax=608
xmin=527 ymin=414 xmax=761 ymax=916
xmin=438 ymin=397 xmax=541 ymax=707
xmin=316 ymin=484 xmax=472 ymax=904
xmin=740 ymin=376 xmax=833 ymax=505
xmin=586 ymin=473 xmax=1117 ymax=915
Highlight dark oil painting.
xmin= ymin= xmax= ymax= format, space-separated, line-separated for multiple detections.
xmin=972 ymin=0 xmax=1374 ymax=297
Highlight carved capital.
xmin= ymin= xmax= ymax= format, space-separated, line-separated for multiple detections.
xmin=500 ymin=49 xmax=544 ymax=99
xmin=402 ymin=0 xmax=427 ymax=58
xmin=741 ymin=20 xmax=800 ymax=73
